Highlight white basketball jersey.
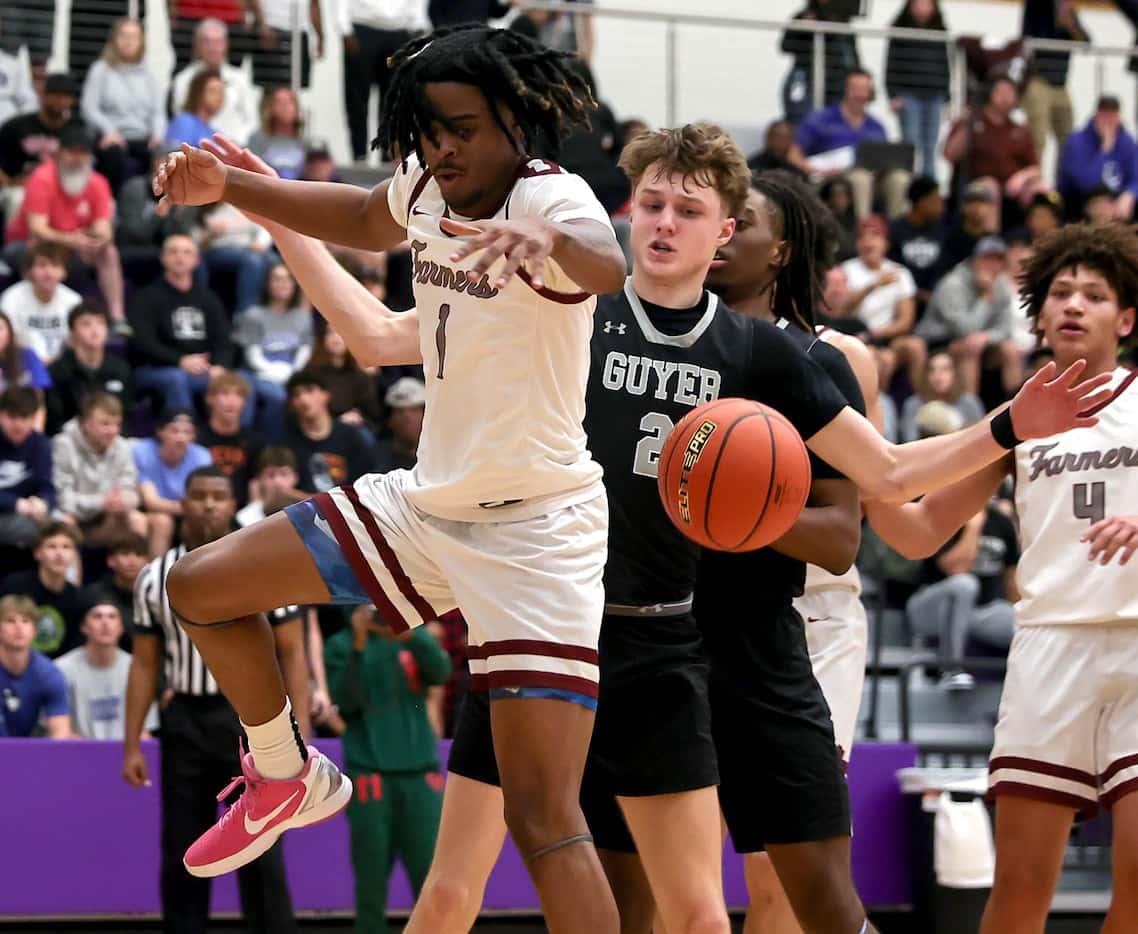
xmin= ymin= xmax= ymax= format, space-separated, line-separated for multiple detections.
xmin=386 ymin=157 xmax=611 ymax=521
xmin=804 ymin=324 xmax=861 ymax=593
xmin=1014 ymin=367 xmax=1138 ymax=626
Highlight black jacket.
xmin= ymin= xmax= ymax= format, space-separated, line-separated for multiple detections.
xmin=46 ymin=348 xmax=135 ymax=435
xmin=886 ymin=7 xmax=951 ymax=100
xmin=127 ymin=278 xmax=236 ymax=369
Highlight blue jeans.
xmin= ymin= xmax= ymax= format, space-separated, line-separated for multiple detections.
xmin=136 ymin=366 xmax=258 ymax=427
xmin=897 ymin=95 xmax=945 ymax=181
xmin=202 ymin=246 xmax=276 ymax=312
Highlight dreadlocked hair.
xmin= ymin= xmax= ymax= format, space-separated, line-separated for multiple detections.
xmin=1020 ymin=223 xmax=1138 ymax=349
xmin=375 ymin=25 xmax=597 ymax=163
xmin=752 ymin=170 xmax=837 ymax=333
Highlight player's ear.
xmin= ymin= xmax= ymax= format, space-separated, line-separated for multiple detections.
xmin=717 ymin=216 xmax=736 ymax=246
xmin=1118 ymin=306 xmax=1135 ymax=341
xmin=773 ymin=239 xmax=792 ymax=269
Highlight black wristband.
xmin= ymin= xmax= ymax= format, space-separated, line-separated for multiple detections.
xmin=990 ymin=408 xmax=1021 ymax=450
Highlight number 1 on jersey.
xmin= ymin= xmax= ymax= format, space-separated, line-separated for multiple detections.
xmin=435 ymin=303 xmax=451 ymax=380
xmin=1073 ymin=481 xmax=1106 ymax=524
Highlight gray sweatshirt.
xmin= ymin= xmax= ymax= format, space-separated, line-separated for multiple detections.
xmin=80 ymin=59 xmax=165 ymax=141
xmin=0 ymin=50 xmax=35 ymax=126
xmin=917 ymin=263 xmax=1017 ymax=346
xmin=52 ymin=418 xmax=140 ymax=521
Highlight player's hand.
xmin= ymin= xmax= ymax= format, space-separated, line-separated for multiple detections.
xmin=1082 ymin=515 xmax=1138 ymax=566
xmin=1007 ymin=359 xmax=1114 ymax=440
xmin=441 ymin=216 xmax=557 ymax=289
xmin=123 ymin=745 xmax=151 ymax=787
xmin=200 ymin=135 xmax=281 ymax=230
xmin=153 ymin=143 xmax=228 ymax=215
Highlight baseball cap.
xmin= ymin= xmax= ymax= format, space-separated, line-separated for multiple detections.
xmin=385 ymin=377 xmax=426 ymax=409
xmin=59 ymin=121 xmax=93 ymax=152
xmin=43 ymin=73 xmax=78 ymax=97
xmin=915 ymin=400 xmax=966 ymax=438
xmin=156 ymin=405 xmax=195 ymax=428
xmin=856 ymin=214 xmax=889 ymax=239
xmin=962 ymin=181 xmax=995 ymax=205
xmin=973 ymin=235 xmax=1008 ymax=259
xmin=1027 ymin=190 xmax=1064 ymax=218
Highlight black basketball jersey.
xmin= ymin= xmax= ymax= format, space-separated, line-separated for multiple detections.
xmin=696 ymin=319 xmax=867 ymax=615
xmin=588 ymin=283 xmax=848 ymax=607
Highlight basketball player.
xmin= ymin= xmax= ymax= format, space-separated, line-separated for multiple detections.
xmin=866 ymin=223 xmax=1138 ymax=934
xmin=198 ymin=130 xmax=1112 ymax=934
xmin=151 ymin=27 xmax=630 ymax=933
xmin=704 ymin=170 xmax=883 ymax=934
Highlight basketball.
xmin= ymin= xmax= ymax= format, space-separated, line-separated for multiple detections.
xmin=657 ymin=398 xmax=812 ymax=553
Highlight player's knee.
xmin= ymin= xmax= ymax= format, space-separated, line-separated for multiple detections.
xmin=672 ymin=905 xmax=731 ymax=934
xmin=782 ymin=865 xmax=863 ymax=934
xmin=415 ymin=875 xmax=478 ymax=928
xmin=166 ymin=548 xmax=226 ymax=625
xmin=744 ymin=853 xmax=786 ymax=909
xmin=501 ymin=790 xmax=582 ymax=856
xmin=990 ymin=858 xmax=1053 ymax=909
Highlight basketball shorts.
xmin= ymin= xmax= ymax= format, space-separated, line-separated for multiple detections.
xmin=989 ymin=623 xmax=1138 ymax=815
xmin=447 ymin=609 xmax=718 ymax=854
xmin=285 ymin=470 xmax=608 ymax=708
xmin=698 ymin=602 xmax=851 ymax=854
xmin=795 ymin=586 xmax=869 ymax=764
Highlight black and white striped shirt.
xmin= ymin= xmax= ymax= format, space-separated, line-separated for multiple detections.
xmin=133 ymin=545 xmax=306 ymax=697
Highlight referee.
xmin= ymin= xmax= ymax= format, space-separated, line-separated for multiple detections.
xmin=122 ymin=466 xmax=309 ymax=934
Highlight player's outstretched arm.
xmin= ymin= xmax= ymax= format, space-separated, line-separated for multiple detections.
xmin=153 ymin=141 xmax=407 ymax=252
xmin=201 ymin=137 xmax=422 ymax=368
xmin=808 ymin=360 xmax=1114 ymax=504
xmin=768 ymin=479 xmax=861 ymax=575
xmin=440 ymin=215 xmax=626 ymax=295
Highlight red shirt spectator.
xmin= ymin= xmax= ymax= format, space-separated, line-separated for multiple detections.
xmin=172 ymin=0 xmax=243 ymax=24
xmin=6 ymin=158 xmax=113 ymax=243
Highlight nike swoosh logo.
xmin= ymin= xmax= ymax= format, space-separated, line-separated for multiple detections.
xmin=806 ymin=616 xmax=831 ymax=623
xmin=412 ymin=207 xmax=430 ymax=217
xmin=244 ymin=790 xmax=300 ymax=835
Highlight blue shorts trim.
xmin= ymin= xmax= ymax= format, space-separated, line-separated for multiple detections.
xmin=285 ymin=497 xmax=371 ymax=606
xmin=489 ymin=686 xmax=598 ymax=711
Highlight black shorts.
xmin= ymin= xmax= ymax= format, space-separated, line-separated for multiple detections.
xmin=699 ymin=603 xmax=851 ymax=854
xmin=447 ymin=611 xmax=718 ymax=854
xmin=582 ymin=611 xmax=718 ymax=852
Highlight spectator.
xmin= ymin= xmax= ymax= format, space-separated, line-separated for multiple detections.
xmin=943 ymin=76 xmax=1043 ymax=223
xmin=779 ymin=0 xmax=861 ymax=125
xmin=339 ymin=0 xmax=428 ymax=161
xmin=248 ymin=86 xmax=307 ymax=180
xmin=428 ymin=0 xmax=508 ymax=28
xmin=324 ymin=603 xmax=450 ymax=931
xmin=234 ymin=262 xmax=313 ymax=405
xmin=0 ymin=311 xmax=51 ymax=403
xmin=0 ymin=46 xmax=36 ymax=126
xmin=1024 ymin=190 xmax=1063 ymax=241
xmin=793 ymin=69 xmax=909 ymax=219
xmin=887 ymin=175 xmax=945 ymax=309
xmin=300 ymin=141 xmax=339 ymax=183
xmin=898 ymin=351 xmax=986 ymax=442
xmin=1056 ymin=96 xmax=1138 ymax=223
xmin=1 ymin=522 xmax=83 ymax=658
xmin=747 ymin=119 xmax=807 ymax=180
xmin=516 ymin=0 xmax=594 ymax=62
xmin=196 ymin=370 xmax=263 ymax=503
xmin=839 ymin=214 xmax=924 ymax=390
xmin=0 ymin=242 xmax=81 ymax=364
xmin=0 ymin=594 xmax=70 ymax=737
xmin=236 ymin=445 xmax=300 ymax=527
xmin=169 ymin=19 xmax=258 ymax=144
xmin=79 ymin=18 xmax=165 ymax=185
xmin=886 ymin=0 xmax=951 ymax=180
xmin=55 ymin=600 xmax=158 ymax=738
xmin=918 ymin=236 xmax=1023 ymax=399
xmin=53 ymin=391 xmax=147 ymax=546
xmin=133 ymin=406 xmax=212 ymax=555
xmin=165 ymin=67 xmax=224 ymax=149
xmin=250 ymin=0 xmax=325 ymax=90
xmin=46 ymin=302 xmax=133 ymax=435
xmin=375 ymin=377 xmax=425 ymax=473
xmin=555 ymin=62 xmax=629 ymax=216
xmin=127 ymin=233 xmax=239 ymax=419
xmin=282 ymin=370 xmax=375 ymax=493
xmin=305 ymin=326 xmax=382 ymax=434
xmin=1003 ymin=229 xmax=1039 ymax=355
xmin=115 ymin=146 xmax=196 ymax=287
xmin=4 ymin=122 xmax=127 ymax=330
xmin=0 ymin=73 xmax=80 ymax=184
xmin=819 ymin=175 xmax=858 ymax=262
xmin=0 ymin=386 xmax=53 ymax=548
xmin=936 ymin=180 xmax=998 ymax=278
xmin=79 ymin=532 xmax=150 ymax=633
xmin=906 ymin=496 xmax=1019 ymax=690
xmin=194 ymin=199 xmax=275 ymax=314
xmin=1020 ymin=0 xmax=1086 ymax=161
xmin=1083 ymin=183 xmax=1117 ymax=227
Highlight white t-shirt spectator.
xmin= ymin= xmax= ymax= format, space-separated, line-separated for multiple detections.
xmin=0 ymin=279 xmax=82 ymax=363
xmin=840 ymin=257 xmax=917 ymax=334
xmin=54 ymin=646 xmax=159 ymax=739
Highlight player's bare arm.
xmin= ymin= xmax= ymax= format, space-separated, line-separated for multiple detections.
xmin=201 ymin=136 xmax=423 ymax=368
xmin=824 ymin=330 xmax=885 ymax=433
xmin=767 ymin=478 xmax=861 ymax=575
xmin=1082 ymin=515 xmax=1138 ymax=567
xmin=153 ymin=141 xmax=407 ymax=252
xmin=809 ymin=360 xmax=1113 ymax=503
xmin=441 ymin=215 xmax=626 ymax=295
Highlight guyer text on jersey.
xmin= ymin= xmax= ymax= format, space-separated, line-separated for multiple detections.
xmin=601 ymin=351 xmax=722 ymax=406
xmin=410 ymin=240 xmax=500 ymax=299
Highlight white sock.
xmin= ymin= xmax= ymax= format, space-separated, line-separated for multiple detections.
xmin=242 ymin=699 xmax=307 ymax=780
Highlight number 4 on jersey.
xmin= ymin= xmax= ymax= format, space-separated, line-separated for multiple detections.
xmin=1073 ymin=481 xmax=1106 ymax=524
xmin=435 ymin=303 xmax=451 ymax=380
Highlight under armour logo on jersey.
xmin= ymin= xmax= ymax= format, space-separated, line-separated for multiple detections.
xmin=603 ymin=321 xmax=627 ymax=335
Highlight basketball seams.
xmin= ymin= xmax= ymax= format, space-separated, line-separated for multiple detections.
xmin=737 ymin=408 xmax=780 ymax=550
xmin=702 ymin=412 xmax=769 ymax=551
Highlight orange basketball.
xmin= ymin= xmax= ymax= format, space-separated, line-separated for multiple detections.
xmin=657 ymin=398 xmax=812 ymax=553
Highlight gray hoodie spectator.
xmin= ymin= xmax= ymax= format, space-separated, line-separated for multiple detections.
xmin=51 ymin=397 xmax=140 ymax=528
xmin=81 ymin=59 xmax=166 ymax=143
xmin=917 ymin=239 xmax=1017 ymax=346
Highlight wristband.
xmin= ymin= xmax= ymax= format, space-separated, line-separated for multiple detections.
xmin=990 ymin=408 xmax=1021 ymax=450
